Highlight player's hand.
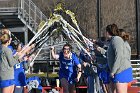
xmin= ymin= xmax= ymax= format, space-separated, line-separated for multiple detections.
xmin=50 ymin=46 xmax=55 ymax=50
xmin=75 ymin=77 xmax=80 ymax=82
xmin=110 ymin=73 xmax=114 ymax=78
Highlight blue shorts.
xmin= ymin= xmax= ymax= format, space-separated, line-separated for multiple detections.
xmin=98 ymin=70 xmax=110 ymax=84
xmin=97 ymin=64 xmax=110 ymax=84
xmin=0 ymin=79 xmax=15 ymax=88
xmin=112 ymin=67 xmax=133 ymax=83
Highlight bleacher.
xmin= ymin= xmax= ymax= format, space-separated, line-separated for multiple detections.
xmin=0 ymin=0 xmax=47 ymax=43
xmin=0 ymin=0 xmax=140 ymax=93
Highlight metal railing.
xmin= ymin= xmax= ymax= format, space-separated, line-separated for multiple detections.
xmin=131 ymin=60 xmax=140 ymax=86
xmin=0 ymin=7 xmax=18 ymax=16
xmin=35 ymin=37 xmax=79 ymax=60
xmin=18 ymin=0 xmax=48 ymax=33
xmin=0 ymin=0 xmax=48 ymax=34
xmin=0 ymin=7 xmax=18 ymax=12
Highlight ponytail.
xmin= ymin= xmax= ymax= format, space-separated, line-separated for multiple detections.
xmin=118 ymin=29 xmax=130 ymax=41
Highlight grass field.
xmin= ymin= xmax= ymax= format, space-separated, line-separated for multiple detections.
xmin=26 ymin=72 xmax=58 ymax=78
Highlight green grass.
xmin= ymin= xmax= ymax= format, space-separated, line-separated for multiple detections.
xmin=26 ymin=73 xmax=58 ymax=78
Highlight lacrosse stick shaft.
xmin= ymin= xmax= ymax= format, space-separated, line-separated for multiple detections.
xmin=21 ymin=22 xmax=49 ymax=52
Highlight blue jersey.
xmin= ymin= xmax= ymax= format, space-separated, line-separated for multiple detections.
xmin=59 ymin=52 xmax=80 ymax=84
xmin=8 ymin=45 xmax=14 ymax=52
xmin=79 ymin=52 xmax=92 ymax=63
xmin=14 ymin=61 xmax=27 ymax=86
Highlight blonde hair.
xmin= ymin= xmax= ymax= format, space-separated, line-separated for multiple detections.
xmin=0 ymin=33 xmax=10 ymax=44
xmin=1 ymin=28 xmax=11 ymax=36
